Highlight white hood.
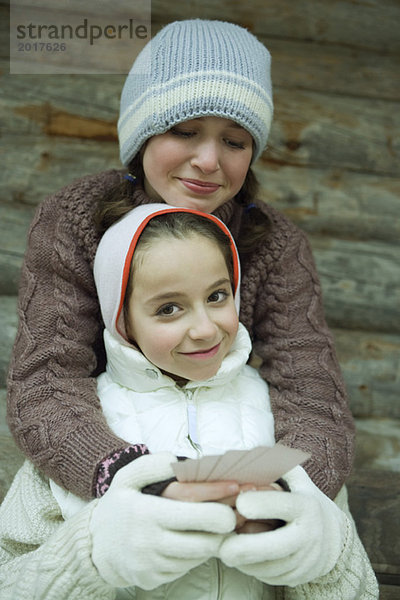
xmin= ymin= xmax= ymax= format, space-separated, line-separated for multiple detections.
xmin=93 ymin=203 xmax=241 ymax=346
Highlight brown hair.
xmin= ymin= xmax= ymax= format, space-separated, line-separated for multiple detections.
xmin=123 ymin=211 xmax=235 ymax=339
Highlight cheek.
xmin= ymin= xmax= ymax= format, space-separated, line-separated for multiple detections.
xmin=235 ymin=165 xmax=251 ymax=188
xmin=221 ymin=308 xmax=239 ymax=339
xmin=229 ymin=152 xmax=252 ymax=187
xmin=144 ymin=139 xmax=184 ymax=175
xmin=230 ymin=315 xmax=240 ymax=338
xmin=141 ymin=326 xmax=179 ymax=365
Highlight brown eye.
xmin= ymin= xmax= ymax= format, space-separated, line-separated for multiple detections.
xmin=156 ymin=304 xmax=180 ymax=317
xmin=208 ymin=290 xmax=228 ymax=303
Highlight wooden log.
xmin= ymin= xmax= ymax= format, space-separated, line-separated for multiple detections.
xmin=2 ymin=114 xmax=399 ymax=230
xmin=0 ymin=297 xmax=18 ymax=386
xmin=0 ymin=254 xmax=23 ymax=297
xmin=0 ymin=390 xmax=11 ymax=437
xmin=354 ymin=418 xmax=400 ymax=472
xmin=333 ymin=329 xmax=400 ymax=419
xmin=1 ymin=26 xmax=399 ymax=177
xmin=265 ymin=38 xmax=399 ymax=102
xmin=0 ymin=203 xmax=36 ymax=259
xmin=147 ymin=30 xmax=400 ymax=101
xmin=150 ymin=0 xmax=400 ymax=52
xmin=3 ymin=29 xmax=398 ymax=107
xmin=0 ymin=433 xmax=25 ymax=503
xmin=379 ymin=585 xmax=400 ymax=600
xmin=0 ymin=5 xmax=8 ymax=58
xmin=2 ymin=136 xmax=399 ymax=247
xmin=253 ymin=164 xmax=400 ymax=244
xmin=265 ymin=89 xmax=399 ymax=176
xmin=1 ymin=87 xmax=398 ymax=188
xmin=0 ymin=135 xmax=120 ymax=207
xmin=347 ymin=469 xmax=400 ymax=579
xmin=310 ymin=236 xmax=400 ymax=333
xmin=0 ymin=203 xmax=35 ymax=295
xmin=0 ymin=390 xmax=25 ymax=503
xmin=2 ymin=125 xmax=399 ymax=246
xmin=0 ymin=64 xmax=123 ymax=125
xmin=351 ymin=417 xmax=400 ymax=588
xmin=2 ymin=1 xmax=400 ymax=54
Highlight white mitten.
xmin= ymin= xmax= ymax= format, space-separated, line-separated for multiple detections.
xmin=90 ymin=452 xmax=236 ymax=590
xmin=219 ymin=466 xmax=347 ymax=586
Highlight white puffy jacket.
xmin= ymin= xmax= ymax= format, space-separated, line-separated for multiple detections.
xmin=50 ymin=322 xmax=275 ymax=599
xmin=1 ymin=322 xmax=378 ymax=599
xmin=51 ymin=322 xmax=274 ymax=518
xmin=99 ymin=322 xmax=274 ymax=457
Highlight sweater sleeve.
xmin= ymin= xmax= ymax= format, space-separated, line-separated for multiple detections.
xmin=0 ymin=461 xmax=115 ymax=600
xmin=6 ymin=172 xmax=135 ymax=500
xmin=247 ymin=210 xmax=355 ymax=499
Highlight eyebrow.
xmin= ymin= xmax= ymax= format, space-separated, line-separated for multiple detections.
xmin=145 ymin=277 xmax=232 ymax=305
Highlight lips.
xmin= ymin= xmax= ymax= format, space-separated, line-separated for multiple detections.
xmin=178 ymin=178 xmax=221 ymax=195
xmin=180 ymin=342 xmax=221 ymax=360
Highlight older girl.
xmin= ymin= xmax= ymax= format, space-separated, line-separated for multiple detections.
xmin=7 ymin=19 xmax=354 ymax=503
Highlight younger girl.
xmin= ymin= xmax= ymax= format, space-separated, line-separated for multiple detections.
xmin=52 ymin=204 xmax=276 ymax=518
xmin=0 ymin=206 xmax=377 ymax=599
xmin=7 ymin=19 xmax=355 ymax=503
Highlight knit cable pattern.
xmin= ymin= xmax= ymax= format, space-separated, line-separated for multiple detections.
xmin=7 ymin=170 xmax=355 ymax=500
xmin=240 ymin=203 xmax=355 ymax=497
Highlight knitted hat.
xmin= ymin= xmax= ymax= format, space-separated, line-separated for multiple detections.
xmin=118 ymin=19 xmax=273 ymax=166
xmin=94 ymin=204 xmax=241 ymax=345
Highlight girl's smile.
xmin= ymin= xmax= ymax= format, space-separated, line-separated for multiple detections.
xmin=142 ymin=116 xmax=253 ymax=214
xmin=179 ymin=342 xmax=222 ymax=359
xmin=178 ymin=178 xmax=221 ymax=195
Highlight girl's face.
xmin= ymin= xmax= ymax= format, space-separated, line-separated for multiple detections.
xmin=126 ymin=234 xmax=239 ymax=382
xmin=142 ymin=116 xmax=253 ymax=214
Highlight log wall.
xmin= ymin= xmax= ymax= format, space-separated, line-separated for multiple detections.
xmin=0 ymin=1 xmax=399 ymax=595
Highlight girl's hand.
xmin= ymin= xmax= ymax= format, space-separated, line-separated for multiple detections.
xmin=163 ymin=480 xmax=245 ymax=527
xmin=235 ymin=483 xmax=283 ymax=533
xmin=162 ymin=479 xmax=240 ymax=503
xmin=162 ymin=480 xmax=283 ymax=531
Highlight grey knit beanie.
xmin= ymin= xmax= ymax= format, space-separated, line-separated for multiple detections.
xmin=118 ymin=19 xmax=273 ymax=166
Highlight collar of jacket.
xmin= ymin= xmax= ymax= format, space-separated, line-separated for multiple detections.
xmin=103 ymin=322 xmax=252 ymax=393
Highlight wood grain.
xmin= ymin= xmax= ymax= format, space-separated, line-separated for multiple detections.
xmin=1 ymin=0 xmax=399 ymax=584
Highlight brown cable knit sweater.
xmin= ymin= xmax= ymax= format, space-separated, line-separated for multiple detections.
xmin=6 ymin=169 xmax=355 ymax=500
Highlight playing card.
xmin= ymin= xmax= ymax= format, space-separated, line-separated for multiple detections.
xmin=207 ymin=451 xmax=245 ymax=480
xmin=171 ymin=443 xmax=310 ymax=486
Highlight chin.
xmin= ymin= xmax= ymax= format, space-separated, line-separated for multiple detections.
xmin=190 ymin=367 xmax=220 ymax=381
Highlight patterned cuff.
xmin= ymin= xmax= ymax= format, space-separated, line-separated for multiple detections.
xmin=94 ymin=444 xmax=150 ymax=497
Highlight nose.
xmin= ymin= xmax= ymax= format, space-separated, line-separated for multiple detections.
xmin=188 ymin=308 xmax=218 ymax=340
xmin=190 ymin=140 xmax=220 ymax=174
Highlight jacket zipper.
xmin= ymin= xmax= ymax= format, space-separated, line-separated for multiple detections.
xmin=185 ymin=389 xmax=202 ymax=455
xmin=216 ymin=558 xmax=222 ymax=599
xmin=184 ymin=392 xmax=221 ymax=599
